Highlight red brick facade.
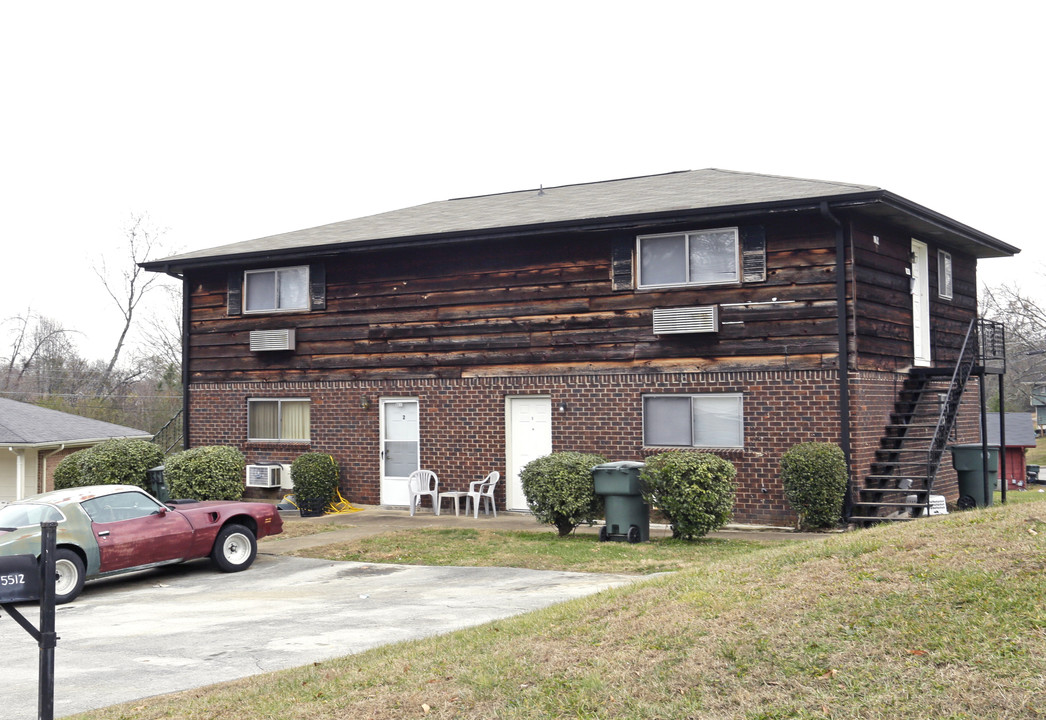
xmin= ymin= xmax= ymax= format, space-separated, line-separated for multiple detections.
xmin=191 ymin=369 xmax=862 ymax=527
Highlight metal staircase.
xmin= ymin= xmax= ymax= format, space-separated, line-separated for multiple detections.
xmin=152 ymin=409 xmax=184 ymax=455
xmin=849 ymin=319 xmax=1005 ymax=526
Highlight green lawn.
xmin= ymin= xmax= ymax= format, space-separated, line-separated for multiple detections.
xmin=70 ymin=499 xmax=1046 ymax=720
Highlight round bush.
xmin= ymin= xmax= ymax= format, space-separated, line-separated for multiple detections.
xmin=53 ymin=448 xmax=91 ymax=489
xmin=291 ymin=453 xmax=340 ymax=507
xmin=68 ymin=439 xmax=164 ymax=490
xmin=781 ymin=442 xmax=847 ymax=530
xmin=520 ymin=451 xmax=606 ymax=536
xmin=165 ymin=446 xmax=246 ymax=501
xmin=641 ymin=452 xmax=736 ymax=540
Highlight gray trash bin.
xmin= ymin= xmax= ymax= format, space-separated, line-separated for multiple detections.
xmin=949 ymin=444 xmax=998 ymax=509
xmin=592 ymin=461 xmax=649 ymax=543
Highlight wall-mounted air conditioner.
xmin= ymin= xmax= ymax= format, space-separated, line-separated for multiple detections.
xmin=652 ymin=306 xmax=719 ymax=335
xmin=279 ymin=463 xmax=294 ymax=490
xmin=246 ymin=463 xmax=282 ymax=488
xmin=249 ymin=328 xmax=296 ymax=352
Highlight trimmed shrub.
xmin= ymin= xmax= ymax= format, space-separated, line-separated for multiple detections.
xmin=291 ymin=453 xmax=340 ymax=512
xmin=781 ymin=442 xmax=848 ymax=530
xmin=53 ymin=439 xmax=164 ymax=491
xmin=641 ymin=452 xmax=736 ymax=540
xmin=520 ymin=451 xmax=606 ymax=536
xmin=53 ymin=449 xmax=91 ymax=489
xmin=165 ymin=446 xmax=246 ymax=501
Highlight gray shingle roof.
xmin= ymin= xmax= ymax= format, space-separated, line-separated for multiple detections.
xmin=148 ymin=169 xmax=880 ymax=265
xmin=985 ymin=412 xmax=1037 ymax=447
xmin=143 ymin=168 xmax=1017 ymax=270
xmin=0 ymin=397 xmax=152 ymax=446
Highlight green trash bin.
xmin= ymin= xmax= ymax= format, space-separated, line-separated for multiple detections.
xmin=592 ymin=461 xmax=649 ymax=543
xmin=949 ymin=444 xmax=998 ymax=509
xmin=146 ymin=465 xmax=170 ymax=503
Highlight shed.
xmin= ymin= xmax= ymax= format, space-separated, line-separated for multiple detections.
xmin=985 ymin=412 xmax=1037 ymax=490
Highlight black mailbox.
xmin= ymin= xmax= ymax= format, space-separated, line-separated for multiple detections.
xmin=0 ymin=554 xmax=41 ymax=603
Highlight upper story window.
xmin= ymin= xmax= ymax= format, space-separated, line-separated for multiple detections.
xmin=938 ymin=250 xmax=953 ymax=300
xmin=643 ymin=393 xmax=744 ymax=448
xmin=637 ymin=227 xmax=740 ymax=288
xmin=248 ymin=398 xmax=311 ymax=442
xmin=244 ymin=266 xmax=309 ymax=313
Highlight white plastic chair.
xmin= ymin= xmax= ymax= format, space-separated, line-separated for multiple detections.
xmin=465 ymin=471 xmax=500 ymax=518
xmin=408 ymin=470 xmax=440 ymax=516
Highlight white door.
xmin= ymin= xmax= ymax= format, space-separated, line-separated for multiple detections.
xmin=380 ymin=397 xmax=419 ymax=506
xmin=506 ymin=396 xmax=553 ymax=512
xmin=911 ymin=239 xmax=931 ymax=367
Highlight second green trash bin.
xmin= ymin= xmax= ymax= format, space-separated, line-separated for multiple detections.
xmin=949 ymin=444 xmax=998 ymax=509
xmin=592 ymin=461 xmax=649 ymax=543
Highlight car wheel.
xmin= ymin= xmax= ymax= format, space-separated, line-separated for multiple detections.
xmin=53 ymin=549 xmax=86 ymax=604
xmin=211 ymin=523 xmax=257 ymax=573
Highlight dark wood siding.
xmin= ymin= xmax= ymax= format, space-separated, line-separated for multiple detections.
xmin=186 ymin=214 xmax=846 ymax=383
xmin=850 ymin=222 xmax=978 ymax=372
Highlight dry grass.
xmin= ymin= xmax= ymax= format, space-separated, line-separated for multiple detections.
xmin=71 ymin=500 xmax=1046 ymax=720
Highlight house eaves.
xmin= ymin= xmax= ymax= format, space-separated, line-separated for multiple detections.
xmin=141 ymin=169 xmax=1018 ymax=273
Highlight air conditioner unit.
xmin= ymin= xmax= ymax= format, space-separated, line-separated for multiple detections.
xmin=279 ymin=463 xmax=295 ymax=490
xmin=246 ymin=463 xmax=282 ymax=488
xmin=249 ymin=328 xmax=296 ymax=352
xmin=652 ymin=305 xmax=719 ymax=335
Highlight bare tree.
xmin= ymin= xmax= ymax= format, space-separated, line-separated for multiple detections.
xmin=981 ymin=283 xmax=1046 ymax=410
xmin=1 ymin=310 xmax=78 ymax=394
xmin=93 ymin=213 xmax=167 ymax=394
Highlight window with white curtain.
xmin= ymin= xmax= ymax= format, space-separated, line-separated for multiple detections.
xmin=244 ymin=266 xmax=309 ymax=313
xmin=637 ymin=227 xmax=739 ymax=288
xmin=248 ymin=399 xmax=310 ymax=441
xmin=642 ymin=394 xmax=743 ymax=448
xmin=938 ymin=250 xmax=953 ymax=300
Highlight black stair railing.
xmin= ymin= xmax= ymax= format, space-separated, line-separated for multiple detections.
xmin=153 ymin=409 xmax=184 ymax=455
xmin=924 ymin=318 xmax=1005 ymax=510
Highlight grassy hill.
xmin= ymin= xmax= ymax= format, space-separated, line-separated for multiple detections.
xmin=76 ymin=501 xmax=1046 ymax=720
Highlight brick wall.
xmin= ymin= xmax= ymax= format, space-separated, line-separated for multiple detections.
xmin=190 ymin=369 xmax=854 ymax=526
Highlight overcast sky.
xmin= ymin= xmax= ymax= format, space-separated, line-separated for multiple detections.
xmin=1 ymin=1 xmax=1042 ymax=362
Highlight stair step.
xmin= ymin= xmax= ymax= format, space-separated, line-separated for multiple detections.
xmin=852 ymin=501 xmax=926 ymax=508
xmin=861 ymin=479 xmax=929 ymax=486
xmin=849 ymin=515 xmax=914 ymax=524
xmin=861 ymin=485 xmax=928 ymax=491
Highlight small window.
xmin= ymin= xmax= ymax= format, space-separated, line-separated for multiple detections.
xmin=938 ymin=250 xmax=953 ymax=300
xmin=244 ymin=266 xmax=309 ymax=313
xmin=643 ymin=394 xmax=743 ymax=448
xmin=248 ymin=399 xmax=311 ymax=441
xmin=637 ymin=227 xmax=739 ymax=288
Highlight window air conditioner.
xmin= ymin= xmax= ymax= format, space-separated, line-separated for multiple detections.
xmin=246 ymin=464 xmax=282 ymax=488
xmin=249 ymin=328 xmax=296 ymax=351
xmin=652 ymin=306 xmax=719 ymax=335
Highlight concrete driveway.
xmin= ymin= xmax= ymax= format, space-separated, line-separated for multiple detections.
xmin=3 ymin=550 xmax=639 ymax=719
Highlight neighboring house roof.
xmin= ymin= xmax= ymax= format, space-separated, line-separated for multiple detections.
xmin=0 ymin=397 xmax=152 ymax=448
xmin=985 ymin=412 xmax=1037 ymax=448
xmin=142 ymin=169 xmax=1019 ymax=272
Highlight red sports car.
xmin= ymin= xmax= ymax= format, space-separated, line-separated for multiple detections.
xmin=0 ymin=484 xmax=284 ymax=603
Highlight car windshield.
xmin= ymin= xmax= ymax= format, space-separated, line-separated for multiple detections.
xmin=0 ymin=502 xmax=65 ymax=529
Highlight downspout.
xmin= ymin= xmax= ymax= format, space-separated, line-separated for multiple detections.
xmin=41 ymin=444 xmax=66 ymax=493
xmin=159 ymin=264 xmax=189 ymax=452
xmin=181 ymin=273 xmax=190 ymax=451
xmin=820 ymin=202 xmax=854 ymax=515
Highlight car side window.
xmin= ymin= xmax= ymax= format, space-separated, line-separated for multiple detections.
xmin=82 ymin=492 xmax=165 ymax=523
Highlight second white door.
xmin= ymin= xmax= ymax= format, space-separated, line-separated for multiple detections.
xmin=506 ymin=396 xmax=553 ymax=512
